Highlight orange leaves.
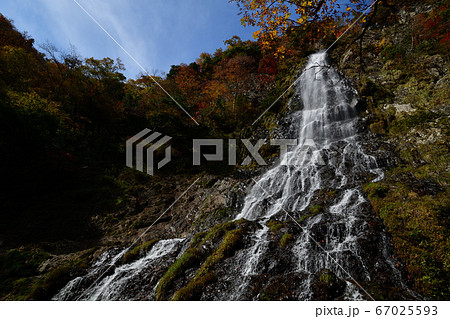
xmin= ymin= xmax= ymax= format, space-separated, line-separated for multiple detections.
xmin=211 ymin=55 xmax=257 ymax=103
xmin=252 ymin=29 xmax=262 ymax=39
xmin=203 ymin=80 xmax=228 ymax=103
xmin=231 ymin=0 xmax=365 ymax=57
xmin=173 ymin=64 xmax=202 ymax=107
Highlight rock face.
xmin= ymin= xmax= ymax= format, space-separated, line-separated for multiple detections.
xmin=311 ymin=269 xmax=347 ymax=300
xmin=51 ymin=53 xmax=418 ymax=301
xmin=331 ymin=0 xmax=449 ymax=300
xmin=385 ymin=103 xmax=415 ymax=114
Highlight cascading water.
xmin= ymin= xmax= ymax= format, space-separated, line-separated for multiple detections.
xmin=230 ymin=52 xmax=406 ymax=300
xmin=54 ymin=52 xmax=413 ymax=301
xmin=53 ymin=238 xmax=187 ymax=300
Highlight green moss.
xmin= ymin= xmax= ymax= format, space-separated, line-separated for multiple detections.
xmin=191 ymin=231 xmax=208 ymax=247
xmin=298 ymin=205 xmax=323 ymax=223
xmin=200 ymin=220 xmax=244 ymax=244
xmin=266 ymin=219 xmax=284 ymax=233
xmin=280 ymin=233 xmax=294 ymax=248
xmin=319 ymin=272 xmax=332 ymax=284
xmin=370 ymin=121 xmax=386 ymax=134
xmin=309 ymin=205 xmax=323 ymax=215
xmin=0 ymin=249 xmax=50 ymax=299
xmin=390 ymin=109 xmax=441 ymax=135
xmin=122 ymin=239 xmax=160 ymax=264
xmin=27 ymin=264 xmax=73 ymax=300
xmin=26 ymin=248 xmax=96 ymax=300
xmin=365 ymin=172 xmax=450 ymax=299
xmin=155 ymin=248 xmax=203 ymax=301
xmin=165 ymin=221 xmax=247 ymax=300
xmin=169 ymin=228 xmax=244 ymax=301
xmin=171 ymin=272 xmax=216 ymax=301
xmin=196 ymin=229 xmax=243 ymax=279
xmin=364 ymin=183 xmax=389 ymax=199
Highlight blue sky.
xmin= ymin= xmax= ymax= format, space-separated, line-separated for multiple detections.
xmin=0 ymin=0 xmax=258 ymax=79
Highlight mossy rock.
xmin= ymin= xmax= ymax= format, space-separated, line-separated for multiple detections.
xmin=170 ymin=228 xmax=244 ymax=300
xmin=258 ymin=272 xmax=307 ymax=301
xmin=27 ymin=264 xmax=74 ymax=300
xmin=364 ymin=183 xmax=389 ymax=199
xmin=200 ymin=219 xmax=245 ymax=245
xmin=280 ymin=233 xmax=294 ymax=248
xmin=158 ymin=220 xmax=249 ymax=300
xmin=0 ymin=249 xmax=51 ymax=300
xmin=266 ymin=219 xmax=284 ymax=233
xmin=171 ymin=272 xmax=216 ymax=301
xmin=155 ymin=247 xmax=203 ymax=301
xmin=365 ymin=168 xmax=450 ymax=299
xmin=298 ymin=205 xmax=323 ymax=223
xmin=311 ymin=269 xmax=346 ymax=300
xmin=370 ymin=121 xmax=386 ymax=134
xmin=26 ymin=248 xmax=96 ymax=300
xmin=195 ymin=228 xmax=244 ymax=279
xmin=122 ymin=239 xmax=160 ymax=264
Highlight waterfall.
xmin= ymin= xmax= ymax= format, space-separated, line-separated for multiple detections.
xmin=237 ymin=52 xmax=382 ymax=221
xmin=53 ymin=238 xmax=186 ymax=301
xmin=231 ymin=52 xmax=404 ymax=300
xmin=53 ymin=52 xmax=411 ymax=301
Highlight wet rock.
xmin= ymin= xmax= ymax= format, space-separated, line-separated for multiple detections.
xmin=311 ymin=269 xmax=346 ymax=300
xmin=384 ymin=103 xmax=416 ymax=114
xmin=256 ymin=272 xmax=309 ymax=300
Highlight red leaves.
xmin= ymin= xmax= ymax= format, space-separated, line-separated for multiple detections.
xmin=413 ymin=4 xmax=450 ymax=49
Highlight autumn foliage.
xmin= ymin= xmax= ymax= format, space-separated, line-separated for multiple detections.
xmin=230 ymin=0 xmax=369 ymax=56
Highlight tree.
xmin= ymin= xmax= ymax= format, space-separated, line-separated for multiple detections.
xmin=230 ymin=0 xmax=375 ymax=53
xmin=0 ymin=14 xmax=37 ymax=53
xmin=40 ymin=42 xmax=82 ymax=100
xmin=82 ymin=57 xmax=126 ymax=102
xmin=213 ymin=55 xmax=257 ymax=111
xmin=173 ymin=63 xmax=202 ymax=108
xmin=82 ymin=57 xmax=125 ymax=82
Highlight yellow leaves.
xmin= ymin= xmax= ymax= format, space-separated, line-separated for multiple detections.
xmin=274 ymin=45 xmax=286 ymax=58
xmin=234 ymin=0 xmax=368 ymax=57
xmin=374 ymin=36 xmax=389 ymax=52
xmin=297 ymin=16 xmax=307 ymax=24
xmin=252 ymin=29 xmax=262 ymax=39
